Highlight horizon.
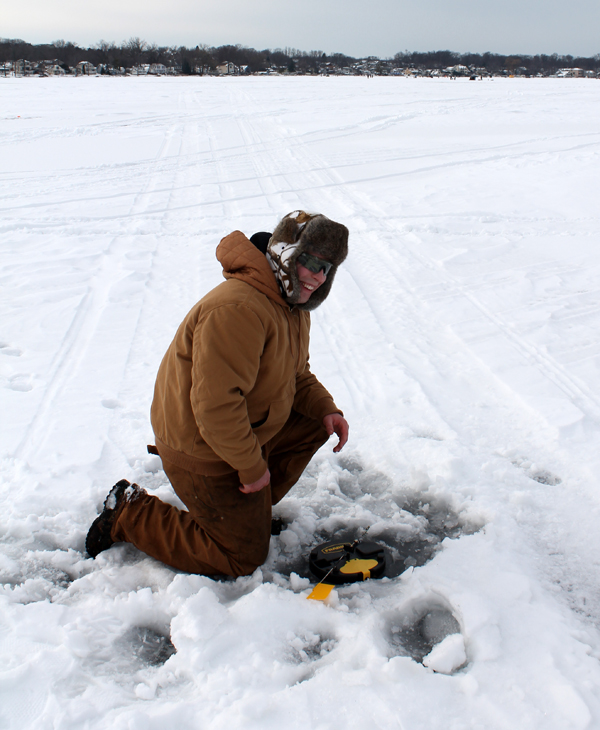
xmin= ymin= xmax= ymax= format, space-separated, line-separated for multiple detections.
xmin=2 ymin=36 xmax=598 ymax=62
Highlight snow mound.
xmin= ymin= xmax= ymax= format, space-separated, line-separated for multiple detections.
xmin=423 ymin=633 xmax=467 ymax=674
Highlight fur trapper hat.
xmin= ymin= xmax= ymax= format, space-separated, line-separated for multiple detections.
xmin=267 ymin=210 xmax=349 ymax=311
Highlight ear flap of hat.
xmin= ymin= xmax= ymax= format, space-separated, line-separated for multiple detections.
xmin=294 ymin=267 xmax=337 ymax=311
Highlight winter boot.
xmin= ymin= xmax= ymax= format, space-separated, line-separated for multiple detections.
xmin=86 ymin=479 xmax=144 ymax=558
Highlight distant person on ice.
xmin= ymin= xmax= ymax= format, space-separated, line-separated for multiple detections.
xmin=86 ymin=210 xmax=350 ymax=576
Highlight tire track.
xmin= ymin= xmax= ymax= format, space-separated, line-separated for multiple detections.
xmin=226 ymin=98 xmax=592 ymax=466
xmin=13 ymin=123 xmax=183 ymax=463
xmin=222 ymin=92 xmax=465 ymax=437
xmin=272 ymin=122 xmax=600 ymax=429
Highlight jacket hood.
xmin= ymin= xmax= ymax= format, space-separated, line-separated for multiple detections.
xmin=217 ymin=231 xmax=289 ymax=307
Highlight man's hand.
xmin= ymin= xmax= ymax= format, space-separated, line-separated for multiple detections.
xmin=323 ymin=413 xmax=349 ymax=453
xmin=240 ymin=468 xmax=271 ymax=494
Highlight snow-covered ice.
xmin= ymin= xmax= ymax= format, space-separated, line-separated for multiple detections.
xmin=1 ymin=75 xmax=600 ymax=729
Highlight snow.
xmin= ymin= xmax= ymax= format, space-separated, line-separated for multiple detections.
xmin=1 ymin=75 xmax=600 ymax=729
xmin=422 ymin=633 xmax=466 ymax=674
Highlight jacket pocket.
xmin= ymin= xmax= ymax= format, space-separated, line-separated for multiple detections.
xmin=251 ymin=411 xmax=269 ymax=429
xmin=252 ymin=397 xmax=293 ymax=444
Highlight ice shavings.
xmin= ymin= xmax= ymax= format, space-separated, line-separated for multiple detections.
xmin=423 ymin=633 xmax=467 ymax=674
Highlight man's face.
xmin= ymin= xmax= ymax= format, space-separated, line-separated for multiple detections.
xmin=296 ymin=253 xmax=329 ymax=303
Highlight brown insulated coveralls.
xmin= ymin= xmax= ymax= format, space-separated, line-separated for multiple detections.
xmin=111 ymin=231 xmax=342 ymax=576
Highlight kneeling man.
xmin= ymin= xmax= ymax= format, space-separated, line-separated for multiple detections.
xmin=86 ymin=210 xmax=350 ymax=576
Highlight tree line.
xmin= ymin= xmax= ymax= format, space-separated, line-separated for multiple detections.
xmin=394 ymin=50 xmax=600 ymax=74
xmin=0 ymin=38 xmax=339 ymax=73
xmin=1 ymin=37 xmax=598 ymax=74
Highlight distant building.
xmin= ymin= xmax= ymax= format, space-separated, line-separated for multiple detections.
xmin=15 ymin=59 xmax=34 ymax=76
xmin=76 ymin=61 xmax=96 ymax=75
xmin=44 ymin=64 xmax=66 ymax=76
xmin=216 ymin=61 xmax=238 ymax=75
xmin=556 ymin=68 xmax=584 ymax=77
xmin=38 ymin=60 xmax=65 ymax=76
xmin=149 ymin=64 xmax=167 ymax=75
xmin=444 ymin=64 xmax=469 ymax=76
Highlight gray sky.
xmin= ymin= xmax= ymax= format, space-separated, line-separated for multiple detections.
xmin=3 ymin=0 xmax=599 ymax=57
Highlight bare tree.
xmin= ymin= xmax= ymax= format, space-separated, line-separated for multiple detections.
xmin=52 ymin=39 xmax=79 ymax=66
xmin=96 ymin=40 xmax=114 ymax=62
xmin=125 ymin=37 xmax=147 ymax=67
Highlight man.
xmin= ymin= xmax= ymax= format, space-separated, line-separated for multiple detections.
xmin=86 ymin=210 xmax=350 ymax=577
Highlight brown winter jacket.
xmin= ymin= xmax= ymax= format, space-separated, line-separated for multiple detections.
xmin=150 ymin=231 xmax=341 ymax=485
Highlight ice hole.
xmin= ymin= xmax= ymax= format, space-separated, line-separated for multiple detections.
xmin=385 ymin=601 xmax=462 ymax=664
xmin=121 ymin=626 xmax=176 ymax=666
xmin=273 ymin=496 xmax=477 ymax=579
xmin=268 ymin=459 xmax=482 ymax=581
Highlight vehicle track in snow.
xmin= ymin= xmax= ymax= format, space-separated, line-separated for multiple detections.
xmin=100 ymin=86 xmax=284 ymax=468
xmin=223 ymin=90 xmax=402 ymax=417
xmin=12 ymin=122 xmax=184 ymax=465
xmin=220 ymin=93 xmax=538 ymax=432
xmin=261 ymin=105 xmax=600 ymax=433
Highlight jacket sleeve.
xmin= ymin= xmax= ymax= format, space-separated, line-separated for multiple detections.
xmin=293 ymin=361 xmax=343 ymax=421
xmin=190 ymin=303 xmax=268 ymax=484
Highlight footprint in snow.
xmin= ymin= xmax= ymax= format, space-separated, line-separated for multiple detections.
xmin=412 ymin=431 xmax=444 ymax=441
xmin=8 ymin=374 xmax=33 ymax=392
xmin=101 ymin=398 xmax=122 ymax=409
xmin=0 ymin=343 xmax=23 ymax=357
xmin=529 ymin=470 xmax=562 ymax=486
xmin=511 ymin=455 xmax=562 ymax=486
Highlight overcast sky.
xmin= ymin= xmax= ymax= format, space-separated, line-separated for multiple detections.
xmin=3 ymin=0 xmax=599 ymax=57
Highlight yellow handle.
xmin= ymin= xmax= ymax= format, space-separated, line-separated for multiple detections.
xmin=307 ymin=583 xmax=335 ymax=601
xmin=339 ymin=558 xmax=378 ymax=580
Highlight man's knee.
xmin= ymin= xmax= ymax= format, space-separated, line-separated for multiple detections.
xmin=227 ymin=541 xmax=270 ymax=577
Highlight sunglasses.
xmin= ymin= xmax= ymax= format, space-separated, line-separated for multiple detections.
xmin=297 ymin=252 xmax=333 ymax=276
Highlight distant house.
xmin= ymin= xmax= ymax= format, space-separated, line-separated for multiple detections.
xmin=444 ymin=64 xmax=469 ymax=76
xmin=216 ymin=61 xmax=238 ymax=75
xmin=556 ymin=68 xmax=584 ymax=77
xmin=38 ymin=59 xmax=65 ymax=76
xmin=45 ymin=64 xmax=66 ymax=76
xmin=76 ymin=61 xmax=96 ymax=75
xmin=15 ymin=59 xmax=34 ymax=76
xmin=149 ymin=64 xmax=167 ymax=75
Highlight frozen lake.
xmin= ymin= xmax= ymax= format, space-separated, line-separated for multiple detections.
xmin=1 ymin=75 xmax=600 ymax=729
